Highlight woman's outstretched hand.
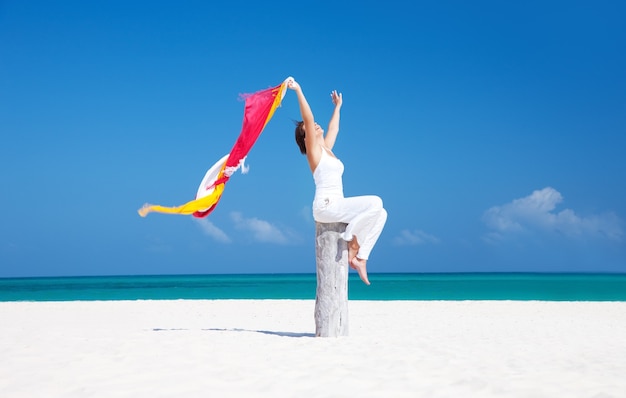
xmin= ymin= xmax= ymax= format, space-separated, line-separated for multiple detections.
xmin=331 ymin=90 xmax=342 ymax=107
xmin=287 ymin=78 xmax=300 ymax=91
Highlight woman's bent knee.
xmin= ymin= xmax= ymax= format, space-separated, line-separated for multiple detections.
xmin=369 ymin=196 xmax=383 ymax=212
xmin=380 ymin=208 xmax=388 ymax=222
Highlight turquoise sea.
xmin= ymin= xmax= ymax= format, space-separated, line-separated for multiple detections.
xmin=1 ymin=273 xmax=625 ymax=302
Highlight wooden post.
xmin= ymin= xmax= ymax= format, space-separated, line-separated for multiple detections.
xmin=314 ymin=222 xmax=349 ymax=337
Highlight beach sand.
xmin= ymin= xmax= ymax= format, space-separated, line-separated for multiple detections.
xmin=1 ymin=300 xmax=625 ymax=397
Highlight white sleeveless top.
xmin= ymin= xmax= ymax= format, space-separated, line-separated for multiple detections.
xmin=313 ymin=146 xmax=344 ymax=200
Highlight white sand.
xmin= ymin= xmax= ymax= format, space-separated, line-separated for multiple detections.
xmin=1 ymin=300 xmax=625 ymax=398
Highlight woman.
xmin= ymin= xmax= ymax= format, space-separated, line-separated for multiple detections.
xmin=288 ymin=78 xmax=387 ymax=285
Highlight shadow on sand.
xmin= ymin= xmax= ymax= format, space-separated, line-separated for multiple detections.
xmin=152 ymin=327 xmax=315 ymax=338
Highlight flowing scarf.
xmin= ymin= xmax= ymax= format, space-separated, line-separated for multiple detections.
xmin=138 ymin=78 xmax=289 ymax=218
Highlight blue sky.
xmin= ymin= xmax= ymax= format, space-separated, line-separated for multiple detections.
xmin=1 ymin=0 xmax=625 ymax=277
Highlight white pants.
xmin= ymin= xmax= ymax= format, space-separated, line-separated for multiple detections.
xmin=313 ymin=195 xmax=387 ymax=260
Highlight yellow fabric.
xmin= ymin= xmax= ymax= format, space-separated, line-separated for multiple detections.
xmin=138 ymin=182 xmax=225 ymax=217
xmin=263 ymin=83 xmax=286 ymax=128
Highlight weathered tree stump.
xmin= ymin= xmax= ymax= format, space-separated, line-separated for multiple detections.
xmin=314 ymin=222 xmax=349 ymax=337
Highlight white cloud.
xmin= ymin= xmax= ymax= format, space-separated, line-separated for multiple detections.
xmin=230 ymin=211 xmax=289 ymax=244
xmin=483 ymin=187 xmax=623 ymax=242
xmin=393 ymin=229 xmax=440 ymax=246
xmin=194 ymin=218 xmax=232 ymax=243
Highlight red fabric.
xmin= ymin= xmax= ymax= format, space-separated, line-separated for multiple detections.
xmin=192 ymin=204 xmax=217 ymax=218
xmin=225 ymin=85 xmax=281 ymax=169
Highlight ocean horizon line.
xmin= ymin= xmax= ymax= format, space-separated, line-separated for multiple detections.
xmin=1 ymin=272 xmax=626 ymax=302
xmin=2 ymin=270 xmax=625 ymax=281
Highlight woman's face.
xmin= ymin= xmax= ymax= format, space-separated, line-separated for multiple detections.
xmin=313 ymin=122 xmax=324 ymax=136
xmin=302 ymin=122 xmax=324 ymax=137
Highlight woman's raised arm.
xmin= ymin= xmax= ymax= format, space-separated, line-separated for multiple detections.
xmin=324 ymin=90 xmax=342 ymax=150
xmin=288 ymin=79 xmax=321 ymax=171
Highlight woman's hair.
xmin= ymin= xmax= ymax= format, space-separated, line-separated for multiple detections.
xmin=294 ymin=120 xmax=306 ymax=154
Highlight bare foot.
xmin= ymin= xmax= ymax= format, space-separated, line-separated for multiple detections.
xmin=138 ymin=204 xmax=152 ymax=217
xmin=348 ymin=237 xmax=360 ymax=269
xmin=350 ymin=257 xmax=370 ymax=285
xmin=348 ymin=244 xmax=358 ymax=270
